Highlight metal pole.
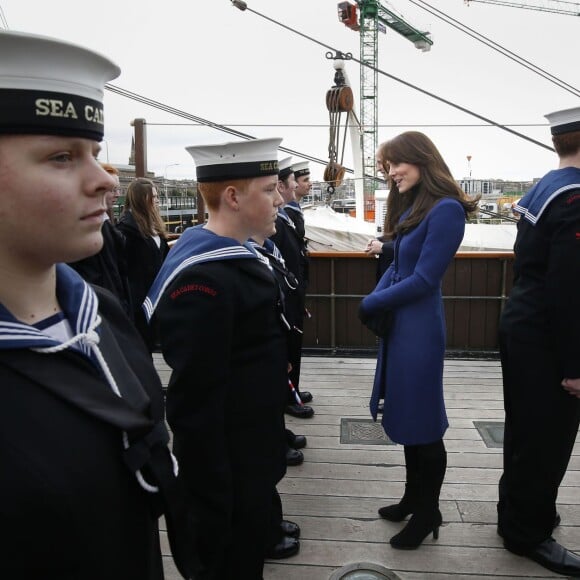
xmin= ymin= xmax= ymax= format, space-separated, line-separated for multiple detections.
xmin=131 ymin=118 xmax=147 ymax=177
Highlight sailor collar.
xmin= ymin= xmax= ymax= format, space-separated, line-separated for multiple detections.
xmin=514 ymin=167 xmax=580 ymax=225
xmin=0 ymin=263 xmax=98 ymax=356
xmin=143 ymin=225 xmax=258 ymax=321
xmin=286 ymin=201 xmax=304 ymax=216
xmin=277 ymin=207 xmax=297 ymax=229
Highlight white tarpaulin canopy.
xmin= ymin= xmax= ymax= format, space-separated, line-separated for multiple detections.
xmin=304 ymin=206 xmax=376 ymax=252
xmin=304 ymin=206 xmax=517 ymax=252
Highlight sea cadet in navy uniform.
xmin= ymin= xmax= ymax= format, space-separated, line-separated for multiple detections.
xmin=284 ymin=160 xmax=311 ymax=240
xmin=0 ymin=31 xmax=195 ymax=579
xmin=498 ymin=106 xmax=580 ymax=577
xmin=145 ymin=138 xmax=289 ymax=579
xmin=270 ymin=158 xmax=314 ymax=418
xmin=285 ymin=160 xmax=311 ymax=307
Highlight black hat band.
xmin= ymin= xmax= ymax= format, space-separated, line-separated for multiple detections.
xmin=278 ymin=167 xmax=294 ymax=180
xmin=0 ymin=88 xmax=105 ymax=141
xmin=294 ymin=169 xmax=310 ymax=178
xmin=551 ymin=120 xmax=580 ymax=135
xmin=196 ymin=160 xmax=279 ymax=182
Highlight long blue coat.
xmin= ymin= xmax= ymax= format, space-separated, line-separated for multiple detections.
xmin=361 ymin=198 xmax=465 ymax=445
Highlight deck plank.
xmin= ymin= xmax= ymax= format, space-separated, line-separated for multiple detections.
xmin=153 ymin=354 xmax=580 ymax=579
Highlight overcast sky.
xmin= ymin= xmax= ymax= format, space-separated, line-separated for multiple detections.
xmin=2 ymin=0 xmax=578 ymax=182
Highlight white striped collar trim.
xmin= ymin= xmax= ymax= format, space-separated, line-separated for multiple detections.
xmin=143 ymin=246 xmax=255 ymax=320
xmin=516 ymin=183 xmax=580 ymax=225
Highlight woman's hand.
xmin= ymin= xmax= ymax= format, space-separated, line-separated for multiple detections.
xmin=365 ymin=239 xmax=383 ymax=255
xmin=562 ymin=377 xmax=580 ymax=398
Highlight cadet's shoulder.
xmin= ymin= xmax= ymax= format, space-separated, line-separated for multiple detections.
xmin=168 ymin=257 xmax=257 ymax=291
xmin=545 ymin=186 xmax=580 ymax=222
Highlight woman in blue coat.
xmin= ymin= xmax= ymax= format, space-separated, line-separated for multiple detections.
xmin=360 ymin=132 xmax=478 ymax=550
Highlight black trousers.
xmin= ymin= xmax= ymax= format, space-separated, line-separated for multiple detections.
xmin=287 ymin=291 xmax=306 ymax=398
xmin=498 ymin=332 xmax=580 ymax=549
xmin=266 ymin=488 xmax=284 ymax=551
xmin=287 ymin=330 xmax=303 ymax=396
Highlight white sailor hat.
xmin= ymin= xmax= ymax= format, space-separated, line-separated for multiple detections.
xmin=278 ymin=156 xmax=294 ymax=180
xmin=545 ymin=106 xmax=580 ymax=136
xmin=292 ymin=160 xmax=310 ymax=178
xmin=0 ymin=30 xmax=120 ymax=141
xmin=186 ymin=137 xmax=282 ymax=182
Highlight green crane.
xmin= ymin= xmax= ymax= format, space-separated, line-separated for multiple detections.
xmin=338 ymin=1 xmax=433 ymax=209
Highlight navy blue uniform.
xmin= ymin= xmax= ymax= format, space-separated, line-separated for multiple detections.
xmin=147 ymin=227 xmax=287 ymax=580
xmin=270 ymin=210 xmax=308 ymax=392
xmin=498 ymin=169 xmax=580 ymax=549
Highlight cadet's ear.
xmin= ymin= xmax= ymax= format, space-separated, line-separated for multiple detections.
xmin=276 ymin=180 xmax=284 ymax=194
xmin=223 ymin=184 xmax=241 ymax=211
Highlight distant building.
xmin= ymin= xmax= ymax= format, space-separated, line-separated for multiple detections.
xmin=459 ymin=177 xmax=536 ymax=198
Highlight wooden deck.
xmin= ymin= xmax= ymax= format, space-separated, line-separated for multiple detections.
xmin=154 ymin=355 xmax=580 ymax=580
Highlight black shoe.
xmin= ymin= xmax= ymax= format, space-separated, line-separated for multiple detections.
xmin=299 ymin=391 xmax=313 ymax=403
xmin=505 ymin=538 xmax=580 ymax=577
xmin=290 ymin=435 xmax=307 ymax=449
xmin=285 ymin=404 xmax=314 ymax=418
xmin=286 ymin=430 xmax=307 ymax=449
xmin=390 ymin=510 xmax=442 ymax=550
xmin=286 ymin=447 xmax=304 ymax=466
xmin=280 ymin=520 xmax=300 ymax=538
xmin=265 ymin=536 xmax=300 ymax=559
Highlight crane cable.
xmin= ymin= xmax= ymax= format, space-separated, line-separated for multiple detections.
xmin=411 ymin=0 xmax=580 ymax=98
xmin=464 ymin=0 xmax=580 ymax=16
xmin=230 ymin=0 xmax=554 ymax=153
xmin=0 ymin=3 xmax=9 ymax=29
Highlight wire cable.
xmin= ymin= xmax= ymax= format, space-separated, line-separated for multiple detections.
xmin=106 ymin=0 xmax=557 ymax=184
xmin=411 ymin=0 xmax=580 ymax=97
xmin=0 ymin=4 xmax=9 ymax=29
xmin=107 ymin=84 xmax=397 ymax=185
xmin=106 ymin=83 xmax=357 ymax=174
xmin=465 ymin=0 xmax=580 ymax=16
xmin=145 ymin=122 xmax=548 ymax=128
xmin=232 ymin=2 xmax=554 ymax=152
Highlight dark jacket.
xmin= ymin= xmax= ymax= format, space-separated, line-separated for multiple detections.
xmin=501 ymin=184 xmax=580 ymax=377
xmin=0 ymin=281 xmax=195 ymax=580
xmin=376 ymin=237 xmax=395 ymax=282
xmin=155 ymin=254 xmax=287 ymax=580
xmin=284 ymin=204 xmax=306 ymax=240
xmin=117 ymin=211 xmax=169 ymax=350
xmin=270 ymin=211 xmax=309 ymax=297
xmin=69 ymin=219 xmax=132 ymax=317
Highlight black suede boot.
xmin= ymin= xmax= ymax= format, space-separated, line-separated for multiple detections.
xmin=378 ymin=446 xmax=418 ymax=521
xmin=390 ymin=440 xmax=446 ymax=550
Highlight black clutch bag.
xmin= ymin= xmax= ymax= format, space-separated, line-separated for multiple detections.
xmin=358 ymin=303 xmax=393 ymax=338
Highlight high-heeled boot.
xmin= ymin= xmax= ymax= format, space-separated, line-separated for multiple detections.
xmin=378 ymin=446 xmax=418 ymax=521
xmin=390 ymin=440 xmax=447 ymax=549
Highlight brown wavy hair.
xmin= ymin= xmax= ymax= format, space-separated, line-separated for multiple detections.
xmin=123 ymin=178 xmax=166 ymax=238
xmin=378 ymin=131 xmax=479 ymax=239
